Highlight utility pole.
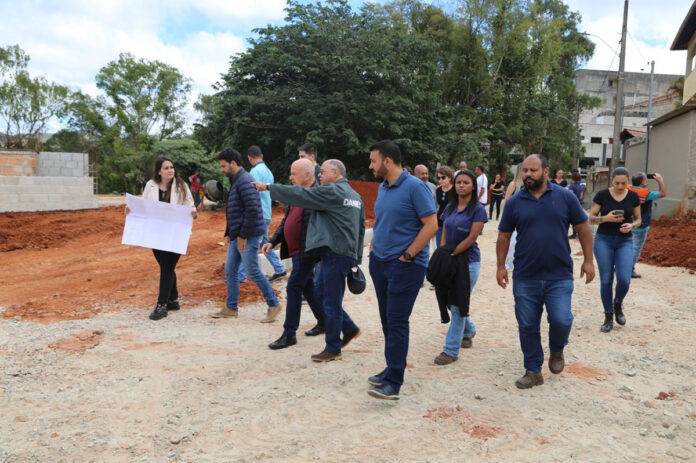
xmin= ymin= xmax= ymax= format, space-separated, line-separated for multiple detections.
xmin=643 ymin=60 xmax=655 ymax=172
xmin=611 ymin=0 xmax=629 ymax=167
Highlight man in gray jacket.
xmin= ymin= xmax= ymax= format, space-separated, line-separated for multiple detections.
xmin=254 ymin=159 xmax=364 ymax=362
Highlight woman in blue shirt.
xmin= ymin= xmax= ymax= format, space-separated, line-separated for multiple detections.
xmin=434 ymin=170 xmax=488 ymax=365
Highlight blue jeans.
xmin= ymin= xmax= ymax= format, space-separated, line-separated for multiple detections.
xmin=369 ymin=253 xmax=427 ymax=393
xmin=320 ymin=253 xmax=359 ymax=353
xmin=594 ymin=233 xmax=633 ymax=313
xmin=443 ymin=262 xmax=480 ymax=357
xmin=632 ymin=229 xmax=648 ymax=269
xmin=225 ymin=235 xmax=279 ymax=310
xmin=238 ymin=219 xmax=286 ymax=281
xmin=283 ymin=254 xmax=324 ymax=336
xmin=513 ymin=279 xmax=574 ymax=373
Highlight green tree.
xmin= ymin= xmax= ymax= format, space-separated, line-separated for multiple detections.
xmin=194 ymin=0 xmax=451 ymax=179
xmin=96 ymin=53 xmax=192 ymax=143
xmin=0 ymin=44 xmax=69 ymax=150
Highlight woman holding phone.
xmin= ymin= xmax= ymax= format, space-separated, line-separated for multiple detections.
xmin=590 ymin=167 xmax=641 ymax=333
xmin=127 ymin=156 xmax=198 ymax=320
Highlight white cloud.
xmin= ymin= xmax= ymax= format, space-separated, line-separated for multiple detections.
xmin=566 ymin=0 xmax=691 ymax=75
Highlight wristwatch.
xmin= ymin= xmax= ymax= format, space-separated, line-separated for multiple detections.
xmin=402 ymin=251 xmax=413 ymax=262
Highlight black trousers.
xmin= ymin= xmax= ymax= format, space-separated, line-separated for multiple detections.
xmin=489 ymin=195 xmax=503 ymax=219
xmin=153 ymin=249 xmax=181 ymax=304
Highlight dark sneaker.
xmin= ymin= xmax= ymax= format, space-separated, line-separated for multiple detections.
xmin=311 ymin=350 xmax=342 ymax=362
xmin=368 ymin=368 xmax=387 ymax=387
xmin=631 ymin=270 xmax=641 ymax=279
xmin=166 ymin=300 xmax=180 ymax=311
xmin=434 ymin=352 xmax=458 ymax=365
xmin=368 ymin=383 xmax=400 ymax=400
xmin=149 ymin=303 xmax=168 ymax=321
xmin=515 ymin=371 xmax=544 ymax=389
xmin=304 ymin=324 xmax=325 ymax=336
xmin=269 ymin=334 xmax=297 ymax=350
xmin=461 ymin=332 xmax=475 ymax=348
xmin=341 ymin=328 xmax=361 ymax=347
xmin=268 ymin=271 xmax=287 ymax=282
xmin=548 ymin=351 xmax=565 ymax=374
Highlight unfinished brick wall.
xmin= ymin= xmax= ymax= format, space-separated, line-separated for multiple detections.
xmin=0 ymin=152 xmax=38 ymax=176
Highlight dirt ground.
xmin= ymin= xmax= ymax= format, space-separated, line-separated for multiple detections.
xmin=1 ymin=194 xmax=695 ymax=462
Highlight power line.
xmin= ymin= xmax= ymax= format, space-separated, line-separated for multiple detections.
xmin=627 ymin=30 xmax=648 ymax=66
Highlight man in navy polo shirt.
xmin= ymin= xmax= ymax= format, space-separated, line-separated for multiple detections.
xmin=496 ymin=154 xmax=595 ymax=389
xmin=367 ymin=140 xmax=438 ymax=400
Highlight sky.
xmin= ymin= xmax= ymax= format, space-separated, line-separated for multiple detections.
xmin=0 ymin=0 xmax=693 ymax=131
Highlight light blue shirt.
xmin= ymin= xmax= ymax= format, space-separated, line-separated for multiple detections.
xmin=249 ymin=161 xmax=274 ymax=220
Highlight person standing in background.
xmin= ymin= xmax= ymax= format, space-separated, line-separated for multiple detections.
xmin=489 ymin=173 xmax=505 ymax=220
xmin=242 ymin=145 xmax=287 ymax=282
xmin=551 ymin=169 xmax=568 ymax=188
xmin=298 ymin=142 xmax=321 ymax=185
xmin=475 ymin=165 xmax=488 ymax=206
xmin=627 ymin=172 xmax=666 ymax=278
xmin=188 ymin=167 xmax=201 ymax=208
xmin=435 ymin=166 xmax=455 ymax=249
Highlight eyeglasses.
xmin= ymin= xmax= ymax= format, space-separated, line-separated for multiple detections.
xmin=437 ymin=176 xmax=446 ymax=180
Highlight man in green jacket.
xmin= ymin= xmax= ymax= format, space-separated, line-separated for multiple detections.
xmin=254 ymin=159 xmax=364 ymax=362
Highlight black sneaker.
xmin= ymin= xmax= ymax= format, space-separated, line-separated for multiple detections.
xmin=367 ymin=368 xmax=387 ymax=386
xmin=631 ymin=270 xmax=641 ymax=278
xmin=149 ymin=303 xmax=168 ymax=321
xmin=268 ymin=271 xmax=287 ymax=282
xmin=166 ymin=300 xmax=180 ymax=311
xmin=304 ymin=324 xmax=325 ymax=336
xmin=368 ymin=383 xmax=400 ymax=400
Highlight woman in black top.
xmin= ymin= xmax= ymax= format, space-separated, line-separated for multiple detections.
xmin=489 ymin=173 xmax=505 ymax=220
xmin=551 ymin=169 xmax=568 ymax=187
xmin=435 ymin=165 xmax=454 ymax=248
xmin=590 ymin=167 xmax=641 ymax=333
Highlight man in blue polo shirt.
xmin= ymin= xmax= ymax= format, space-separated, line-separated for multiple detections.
xmin=367 ymin=140 xmax=438 ymax=400
xmin=496 ymin=154 xmax=595 ymax=389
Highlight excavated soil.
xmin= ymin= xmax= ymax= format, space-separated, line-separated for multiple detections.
xmin=0 ymin=182 xmax=378 ymax=324
xmin=639 ymin=210 xmax=696 ymax=271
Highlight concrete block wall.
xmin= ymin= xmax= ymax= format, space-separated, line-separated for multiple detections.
xmin=37 ymin=152 xmax=89 ymax=177
xmin=0 ymin=176 xmax=98 ymax=213
xmin=0 ymin=151 xmax=38 ymax=176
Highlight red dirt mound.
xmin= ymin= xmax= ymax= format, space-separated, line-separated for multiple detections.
xmin=639 ymin=210 xmax=696 ymax=271
xmin=0 ymin=206 xmax=282 ymax=323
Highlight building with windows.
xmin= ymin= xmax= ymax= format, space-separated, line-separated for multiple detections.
xmin=574 ymin=69 xmax=681 ymax=167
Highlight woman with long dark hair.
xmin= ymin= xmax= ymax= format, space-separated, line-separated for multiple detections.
xmin=129 ymin=156 xmax=198 ymax=320
xmin=590 ymin=167 xmax=640 ymax=332
xmin=434 ymin=166 xmax=455 ymax=248
xmin=434 ymin=169 xmax=488 ymax=364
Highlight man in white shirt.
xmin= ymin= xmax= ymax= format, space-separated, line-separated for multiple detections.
xmin=475 ymin=165 xmax=488 ymax=205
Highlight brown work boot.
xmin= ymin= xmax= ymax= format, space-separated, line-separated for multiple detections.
xmin=434 ymin=352 xmax=458 ymax=365
xmin=209 ymin=306 xmax=238 ymax=318
xmin=260 ymin=304 xmax=282 ymax=323
xmin=311 ymin=350 xmax=342 ymax=362
xmin=548 ymin=351 xmax=565 ymax=374
xmin=515 ymin=371 xmax=544 ymax=389
xmin=461 ymin=332 xmax=475 ymax=349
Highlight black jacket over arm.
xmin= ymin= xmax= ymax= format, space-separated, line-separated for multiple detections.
xmin=428 ymin=244 xmax=471 ymax=323
xmin=268 ymin=205 xmax=319 ymax=267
